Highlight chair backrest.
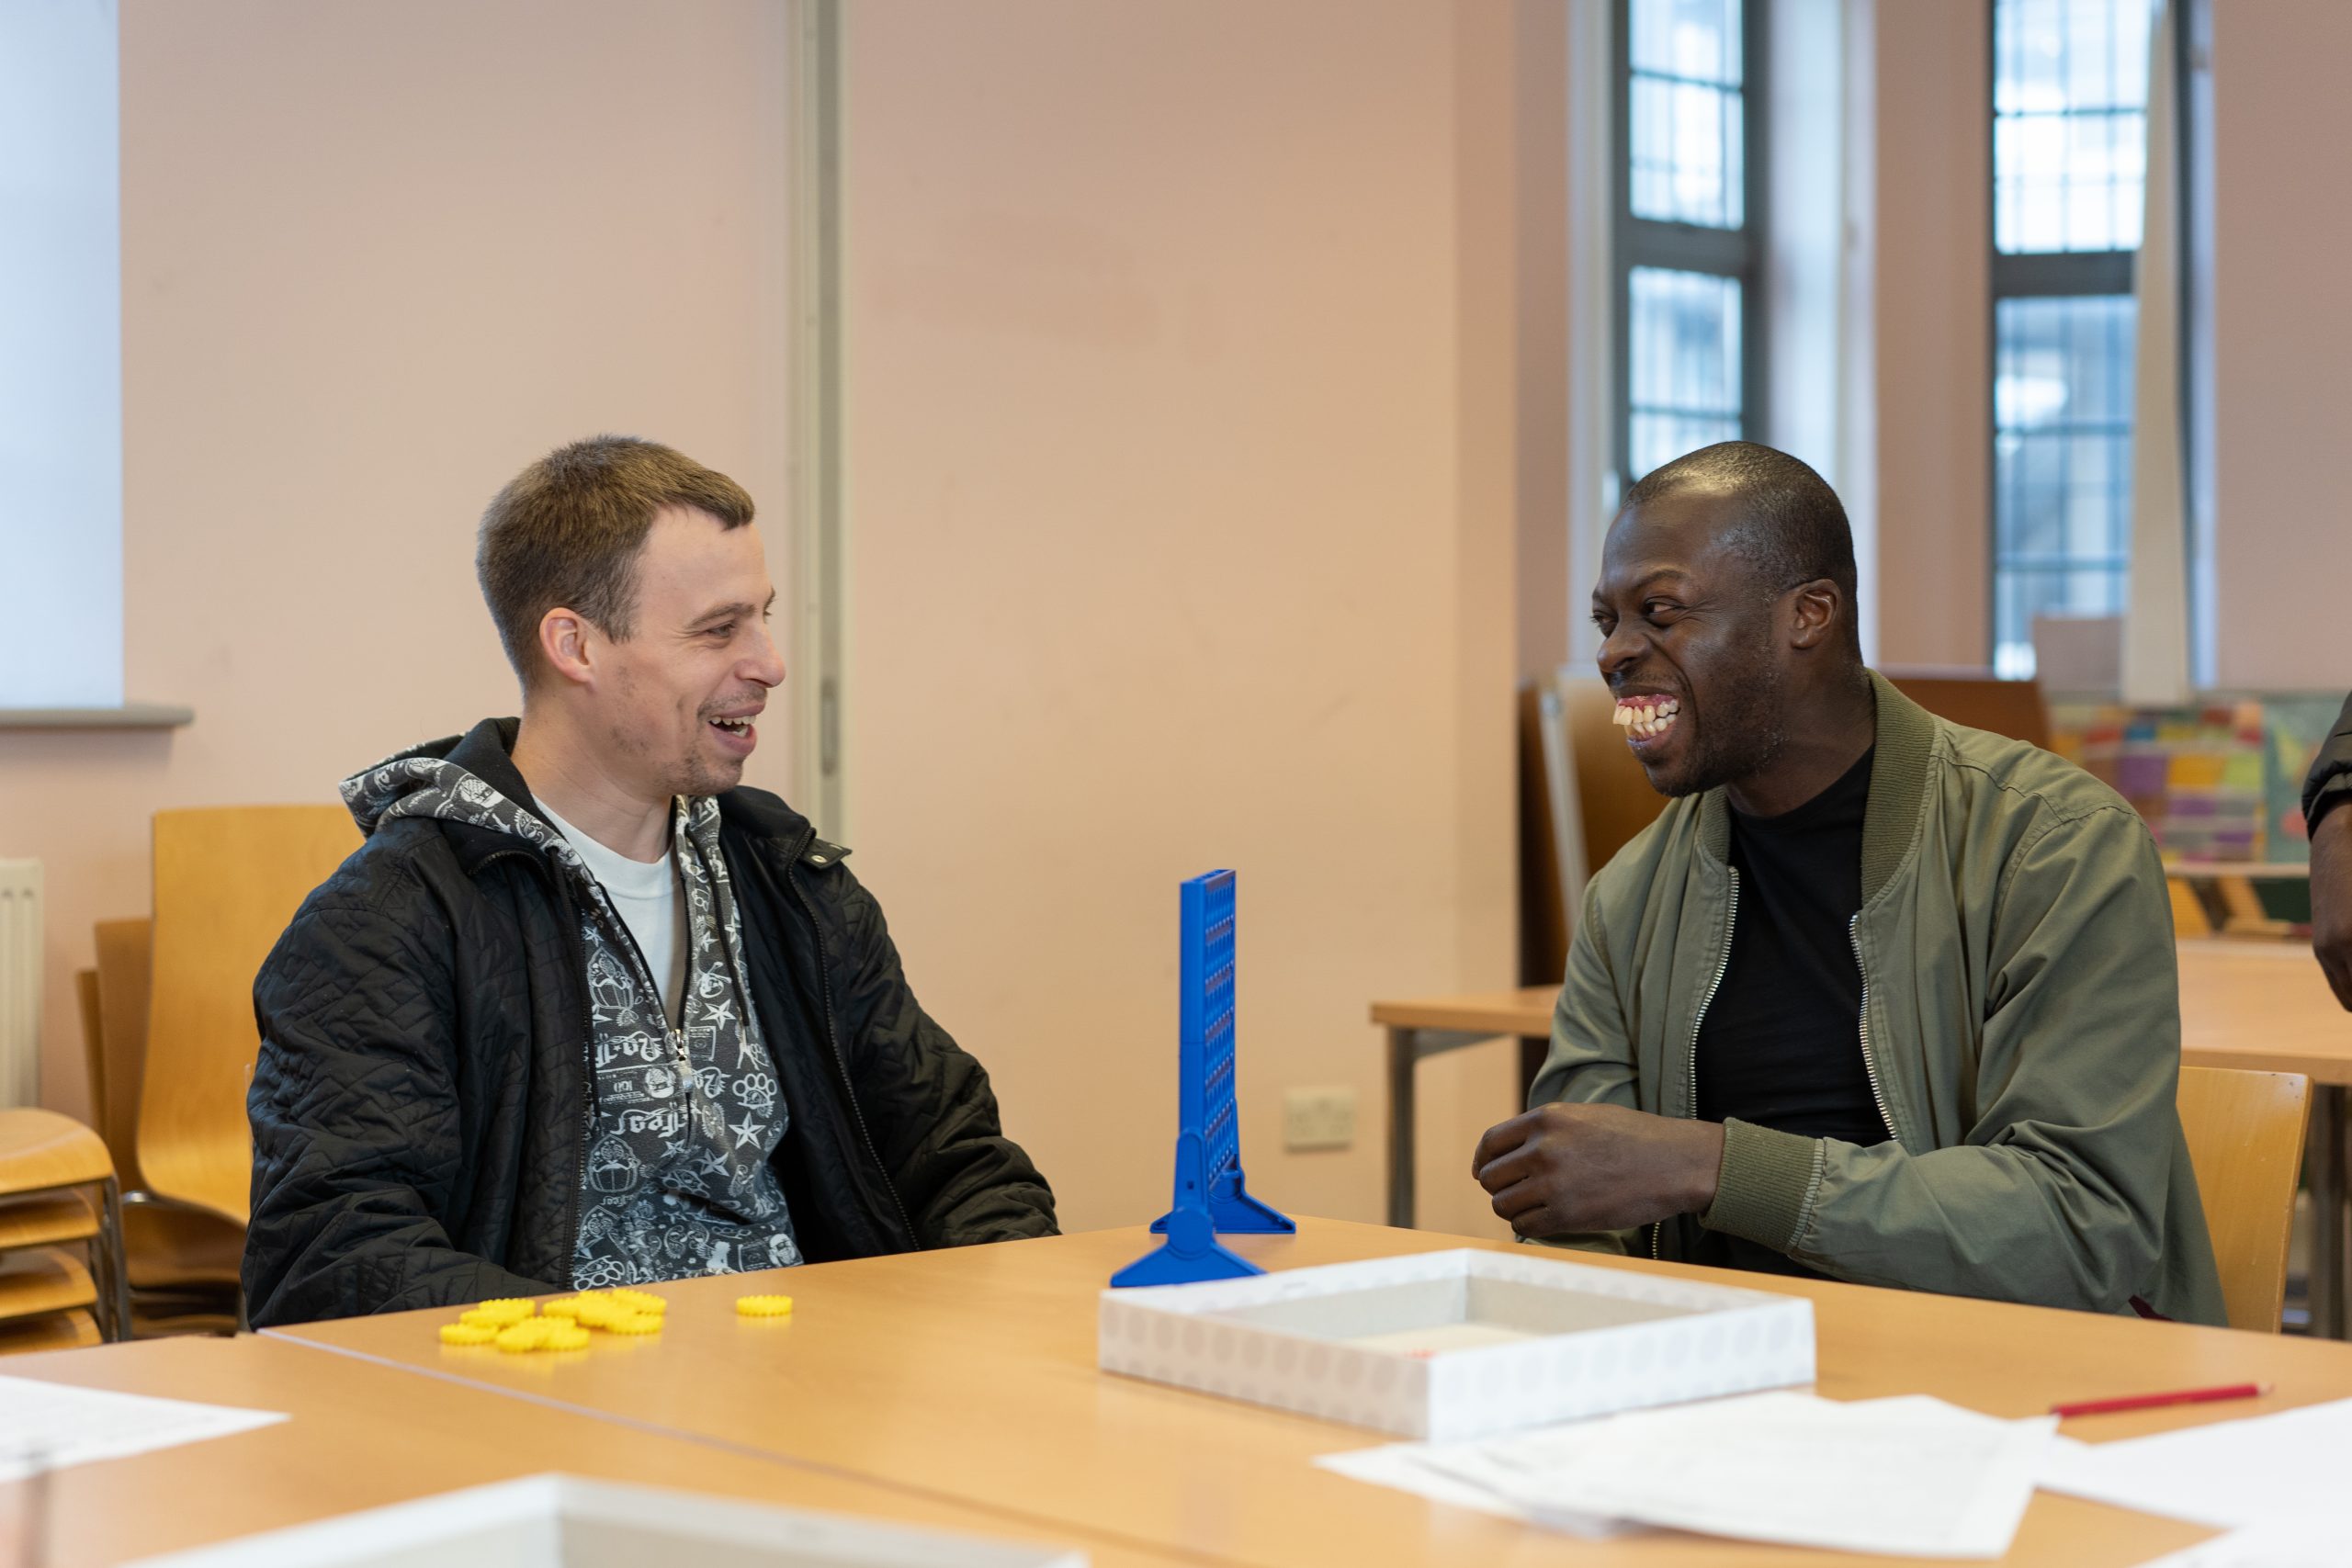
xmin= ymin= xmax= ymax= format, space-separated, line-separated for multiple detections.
xmin=1882 ymin=667 xmax=2052 ymax=750
xmin=74 ymin=968 xmax=105 ymax=1136
xmin=1558 ymin=677 xmax=1669 ymax=881
xmin=91 ymin=918 xmax=155 ymax=1191
xmin=137 ymin=807 xmax=358 ymax=1224
xmin=2175 ymin=1065 xmax=2311 ymax=1333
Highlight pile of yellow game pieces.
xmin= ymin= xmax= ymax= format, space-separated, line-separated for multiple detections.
xmin=436 ymin=1289 xmax=668 ymax=1352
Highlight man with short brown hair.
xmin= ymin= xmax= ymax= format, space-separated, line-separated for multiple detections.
xmin=245 ymin=436 xmax=1055 ymax=1325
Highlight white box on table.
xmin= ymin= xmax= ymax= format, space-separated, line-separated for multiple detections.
xmin=1099 ymin=1247 xmax=1814 ymax=1444
xmin=121 ymin=1474 xmax=1086 ymax=1568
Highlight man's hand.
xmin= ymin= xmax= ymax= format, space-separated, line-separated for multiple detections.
xmin=1471 ymin=1102 xmax=1727 ymax=1238
xmin=2313 ymin=799 xmax=2352 ymax=1010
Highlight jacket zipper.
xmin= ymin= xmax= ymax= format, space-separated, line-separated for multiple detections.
xmin=784 ymin=850 xmax=918 ymax=1247
xmin=1657 ymin=866 xmax=1741 ymax=1260
xmin=1847 ymin=915 xmax=1898 ymax=1142
xmin=475 ymin=847 xmax=598 ymax=1272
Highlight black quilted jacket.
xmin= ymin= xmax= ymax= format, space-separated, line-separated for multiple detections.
xmin=243 ymin=718 xmax=1057 ymax=1325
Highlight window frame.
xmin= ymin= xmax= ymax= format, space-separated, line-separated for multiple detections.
xmin=1984 ymin=0 xmax=2188 ymax=676
xmin=1611 ymin=0 xmax=1770 ymax=485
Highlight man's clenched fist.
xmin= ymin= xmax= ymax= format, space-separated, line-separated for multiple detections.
xmin=1472 ymin=1102 xmax=1727 ymax=1238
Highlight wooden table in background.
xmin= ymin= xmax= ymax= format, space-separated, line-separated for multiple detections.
xmin=1370 ymin=942 xmax=2352 ymax=1331
xmin=264 ymin=1217 xmax=2352 ymax=1568
xmin=0 ymin=1333 xmax=1185 ymax=1567
xmin=1370 ymin=986 xmax=1557 ymax=1227
xmin=2174 ymin=940 xmax=2352 ymax=1337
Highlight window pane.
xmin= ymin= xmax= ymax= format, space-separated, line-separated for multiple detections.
xmin=1628 ymin=266 xmax=1742 ymax=479
xmin=1992 ymin=294 xmax=2137 ymax=677
xmin=1994 ymin=0 xmax=2152 ymax=254
xmin=1628 ymin=0 xmax=1744 ymax=228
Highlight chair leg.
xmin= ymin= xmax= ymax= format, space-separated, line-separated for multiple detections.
xmin=97 ymin=1177 xmax=132 ymax=1343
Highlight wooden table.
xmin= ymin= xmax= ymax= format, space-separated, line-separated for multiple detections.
xmin=2174 ymin=940 xmax=2352 ymax=1337
xmin=1371 ymin=942 xmax=2352 ymax=1330
xmin=1370 ymin=987 xmax=1558 ymax=1227
xmin=0 ymin=1332 xmax=1186 ymax=1567
xmin=261 ymin=1217 xmax=2352 ymax=1567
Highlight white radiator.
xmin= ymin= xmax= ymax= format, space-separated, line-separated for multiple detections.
xmin=0 ymin=860 xmax=40 ymax=1108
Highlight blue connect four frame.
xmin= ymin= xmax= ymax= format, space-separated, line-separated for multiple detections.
xmin=1110 ymin=869 xmax=1294 ymax=1288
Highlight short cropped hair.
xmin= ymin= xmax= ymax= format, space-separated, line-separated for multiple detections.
xmin=477 ymin=435 xmax=754 ymax=682
xmin=1623 ymin=441 xmax=1859 ymax=653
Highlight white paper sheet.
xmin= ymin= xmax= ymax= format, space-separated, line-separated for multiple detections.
xmin=0 ymin=1374 xmax=287 ymax=1479
xmin=2038 ymin=1396 xmax=2352 ymax=1530
xmin=1311 ymin=1443 xmax=1635 ymax=1539
xmin=1319 ymin=1392 xmax=2053 ymax=1560
xmin=2125 ymin=1516 xmax=2350 ymax=1568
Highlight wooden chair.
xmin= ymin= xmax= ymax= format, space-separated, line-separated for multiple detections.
xmin=1882 ymin=667 xmax=2052 ymax=750
xmin=1521 ymin=676 xmax=1672 ymax=986
xmin=0 ymin=1108 xmax=130 ymax=1347
xmin=136 ymin=806 xmax=360 ymax=1227
xmin=2175 ymin=1065 xmax=2312 ymax=1334
xmin=75 ymin=967 xmax=106 ymax=1137
xmin=83 ymin=917 xmax=244 ymax=1333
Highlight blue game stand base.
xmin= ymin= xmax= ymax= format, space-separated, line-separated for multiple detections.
xmin=1114 ymin=1134 xmax=1262 ymax=1287
xmin=1146 ymin=1169 xmax=1295 ymax=1236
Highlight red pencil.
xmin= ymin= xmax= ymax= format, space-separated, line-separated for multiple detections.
xmin=2050 ymin=1382 xmax=2270 ymax=1418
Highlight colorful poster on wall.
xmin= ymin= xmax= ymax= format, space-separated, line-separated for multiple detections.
xmin=2047 ymin=700 xmax=2267 ymax=863
xmin=2047 ymin=692 xmax=2341 ymax=866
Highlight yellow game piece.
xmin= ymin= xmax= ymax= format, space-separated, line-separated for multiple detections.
xmin=571 ymin=1299 xmax=621 ymax=1329
xmin=539 ymin=1296 xmax=584 ymax=1319
xmin=735 ymin=1294 xmax=794 ymax=1317
xmin=606 ymin=1313 xmax=662 ymax=1335
xmin=495 ymin=1323 xmax=552 ymax=1353
xmin=610 ymin=1290 xmax=666 ymax=1314
xmin=546 ymin=1324 xmax=592 ymax=1351
xmin=439 ymin=1323 xmax=497 ymax=1346
xmin=470 ymin=1299 xmax=537 ymax=1325
xmin=458 ymin=1310 xmax=504 ymax=1330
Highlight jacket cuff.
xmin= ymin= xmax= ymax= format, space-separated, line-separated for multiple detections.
xmin=1700 ymin=1119 xmax=1819 ymax=1250
xmin=2310 ymin=773 xmax=2352 ymax=837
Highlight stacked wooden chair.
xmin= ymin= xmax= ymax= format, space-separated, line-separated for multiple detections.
xmin=71 ymin=806 xmax=360 ymax=1337
xmin=0 ymin=1108 xmax=130 ymax=1353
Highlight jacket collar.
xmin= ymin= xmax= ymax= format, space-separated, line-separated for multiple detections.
xmin=431 ymin=716 xmax=846 ymax=874
xmin=1693 ymin=669 xmax=1938 ymax=906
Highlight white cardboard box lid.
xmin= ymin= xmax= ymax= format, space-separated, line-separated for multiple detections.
xmin=120 ymin=1474 xmax=1087 ymax=1568
xmin=1102 ymin=1247 xmax=1802 ymax=1348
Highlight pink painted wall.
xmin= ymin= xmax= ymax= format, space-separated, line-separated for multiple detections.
xmin=840 ymin=0 xmax=1520 ymax=1236
xmin=3 ymin=0 xmax=797 ymax=1123
xmin=7 ymin=0 xmax=1525 ymax=1242
xmin=1866 ymin=0 xmax=1994 ymax=669
xmin=2208 ymin=1 xmax=2352 ymax=693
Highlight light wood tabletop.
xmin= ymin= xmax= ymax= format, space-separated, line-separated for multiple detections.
xmin=260 ymin=1216 xmax=2352 ymax=1566
xmin=0 ymin=1332 xmax=1188 ymax=1568
xmin=1366 ymin=942 xmax=2352 ymax=1074
xmin=1368 ymin=986 xmax=1555 ymax=1036
xmin=2175 ymin=939 xmax=2352 ymax=1081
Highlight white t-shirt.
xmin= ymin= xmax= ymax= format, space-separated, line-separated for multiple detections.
xmin=538 ymin=801 xmax=687 ymax=1028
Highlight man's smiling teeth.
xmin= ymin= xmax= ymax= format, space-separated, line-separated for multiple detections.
xmin=1612 ymin=697 xmax=1681 ymax=740
xmin=711 ymin=717 xmax=752 ymax=733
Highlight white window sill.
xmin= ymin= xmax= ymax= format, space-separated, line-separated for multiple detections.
xmin=0 ymin=704 xmax=193 ymax=729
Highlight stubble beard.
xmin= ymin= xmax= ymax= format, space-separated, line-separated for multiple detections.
xmin=1657 ymin=653 xmax=1789 ymax=800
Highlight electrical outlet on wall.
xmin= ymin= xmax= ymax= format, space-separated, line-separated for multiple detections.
xmin=1283 ymin=1086 xmax=1356 ymax=1152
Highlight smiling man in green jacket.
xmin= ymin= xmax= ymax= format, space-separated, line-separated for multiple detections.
xmin=1473 ymin=441 xmax=2224 ymax=1325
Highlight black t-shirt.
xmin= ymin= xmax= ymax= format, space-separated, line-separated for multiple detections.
xmin=1690 ymin=746 xmax=1890 ymax=1280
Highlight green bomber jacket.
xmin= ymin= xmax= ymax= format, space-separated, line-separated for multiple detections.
xmin=1529 ymin=671 xmax=2227 ymax=1326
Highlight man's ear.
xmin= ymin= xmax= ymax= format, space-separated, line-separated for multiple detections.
xmin=1787 ymin=579 xmax=1842 ymax=651
xmin=537 ymin=607 xmax=598 ymax=689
